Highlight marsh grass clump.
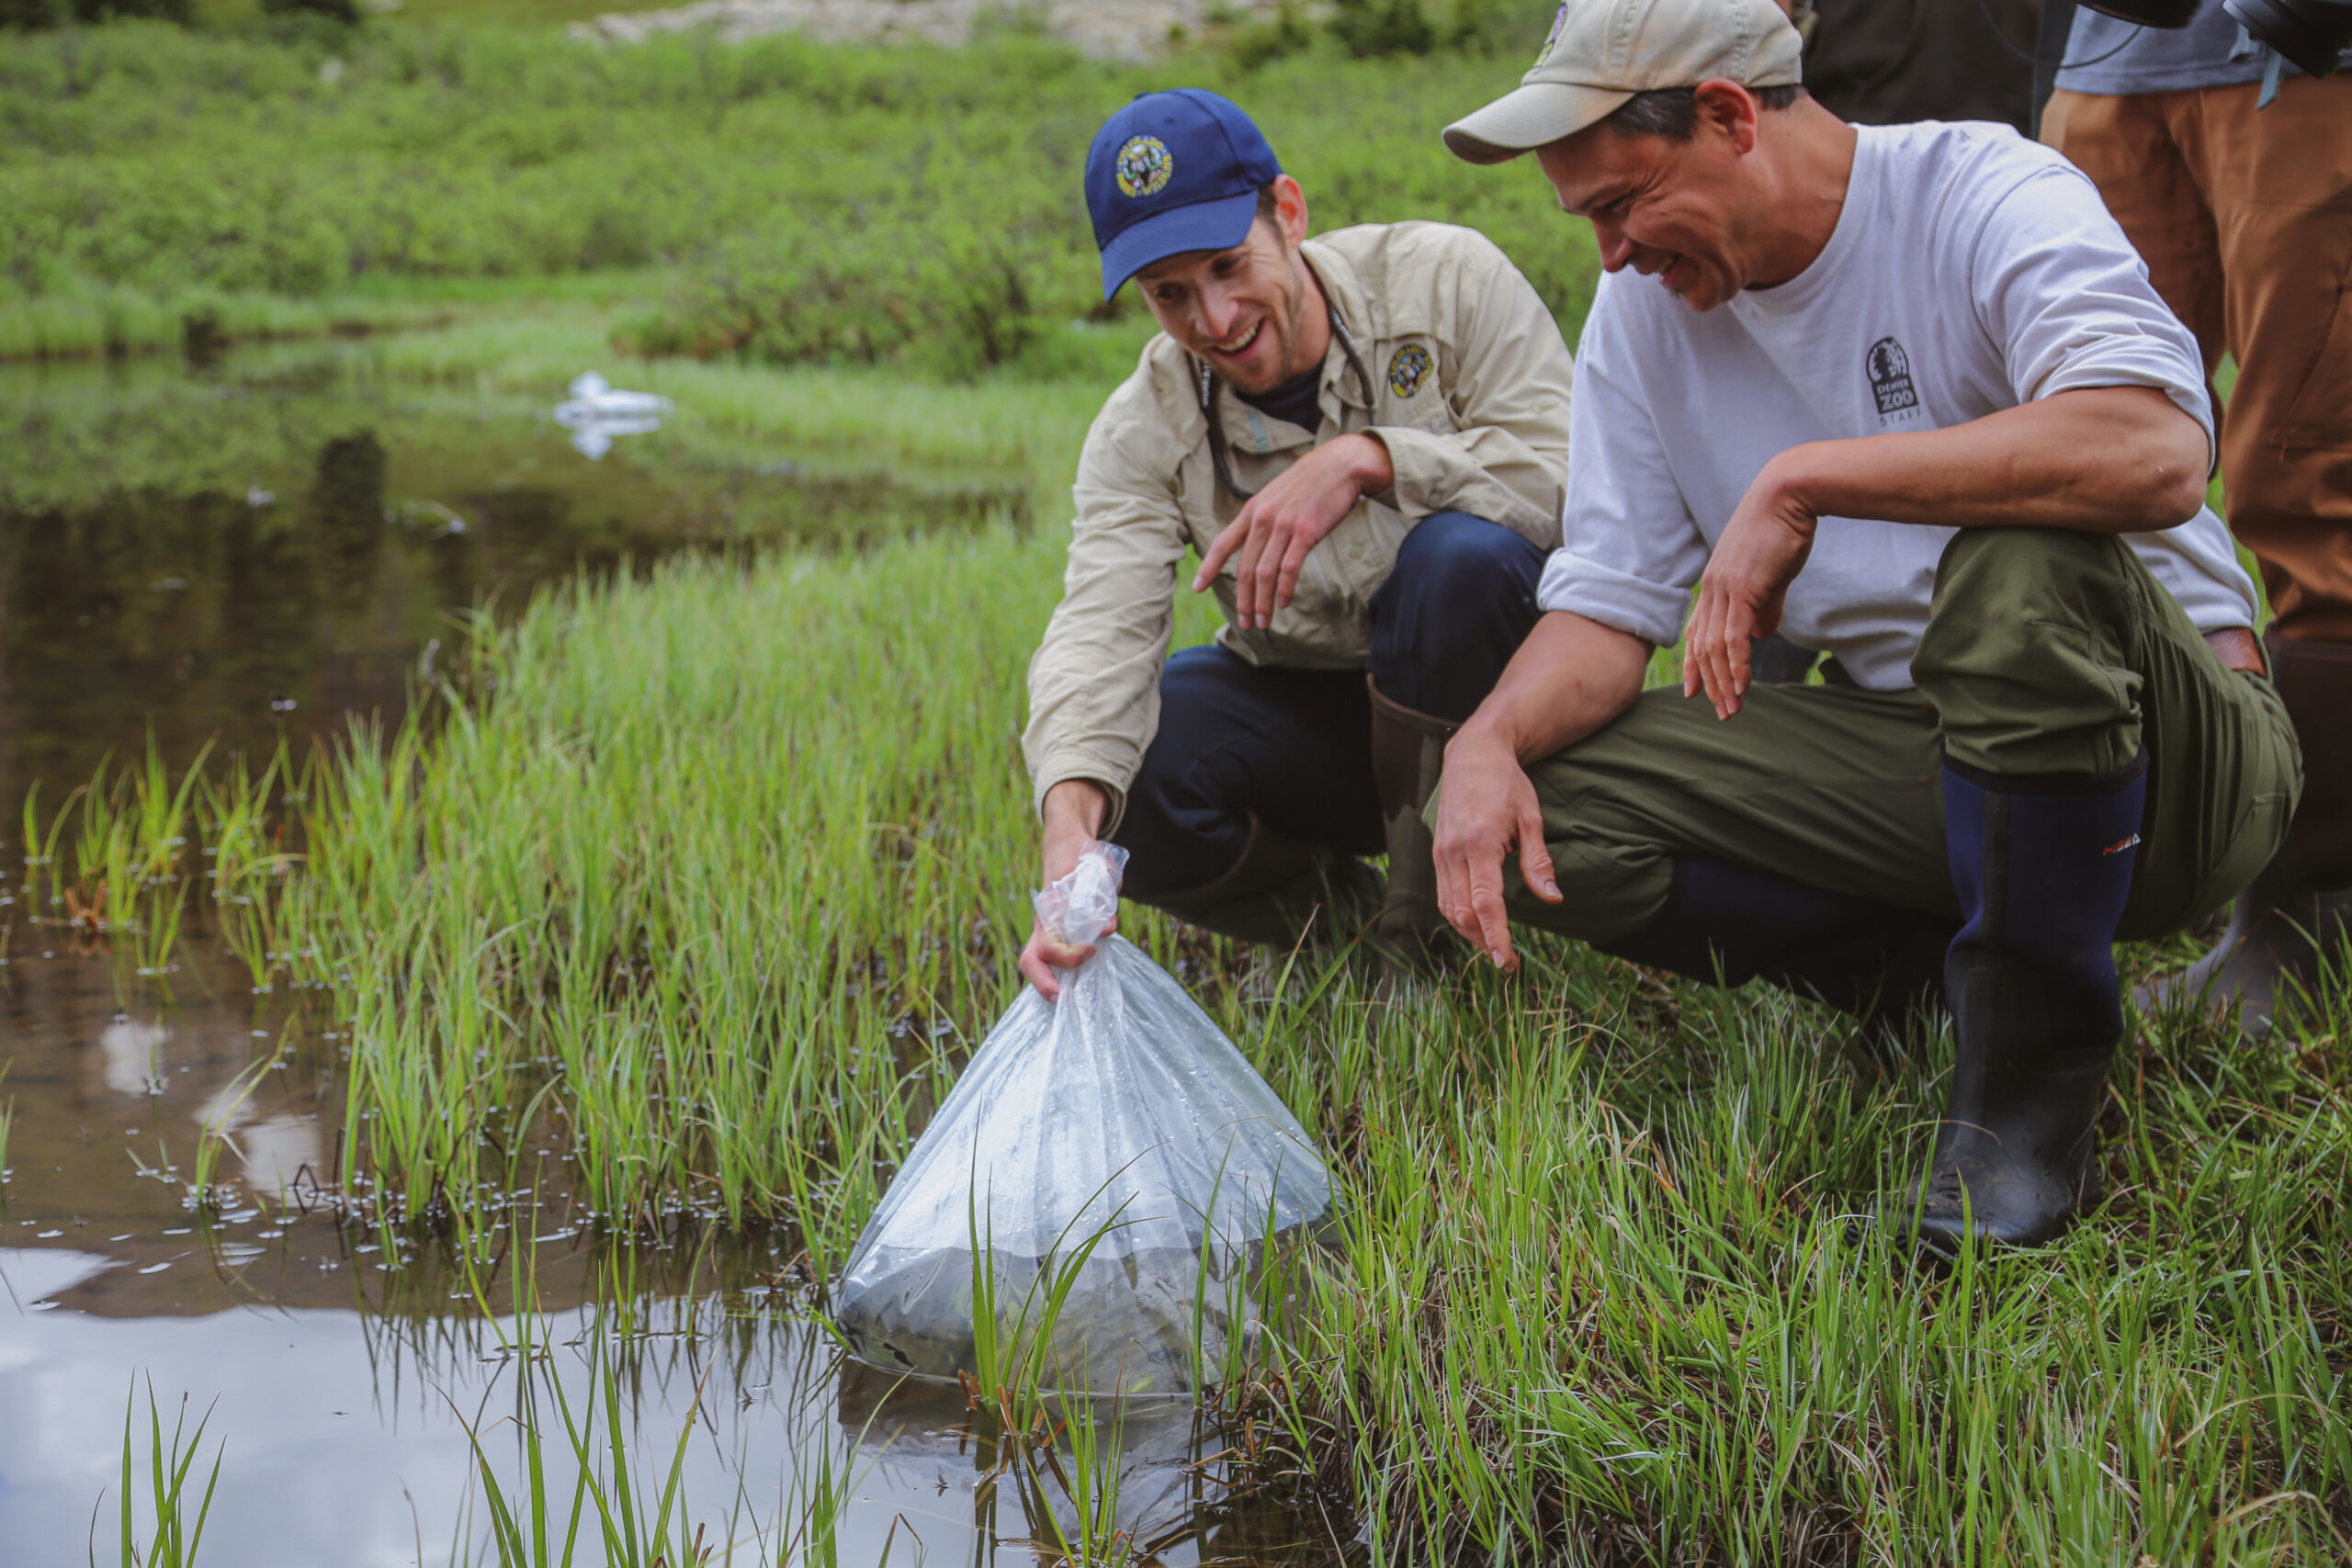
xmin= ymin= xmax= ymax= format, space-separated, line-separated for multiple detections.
xmin=210 ymin=525 xmax=1096 ymax=1247
xmin=193 ymin=506 xmax=2346 ymax=1556
xmin=109 ymin=1377 xmax=224 ymax=1568
xmin=8 ymin=735 xmax=297 ymax=990
xmin=1245 ymin=967 xmax=2352 ymax=1563
xmin=17 ymin=497 xmax=2349 ymax=1557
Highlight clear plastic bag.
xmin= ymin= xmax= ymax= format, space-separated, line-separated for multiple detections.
xmin=832 ymin=842 xmax=1335 ymax=1395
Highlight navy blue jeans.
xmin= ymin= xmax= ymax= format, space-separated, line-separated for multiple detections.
xmin=1113 ymin=512 xmax=1546 ymax=899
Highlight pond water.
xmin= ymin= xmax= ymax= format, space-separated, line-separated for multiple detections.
xmin=0 ymin=344 xmax=1344 ymax=1564
xmin=0 ymin=344 xmax=1033 ymax=817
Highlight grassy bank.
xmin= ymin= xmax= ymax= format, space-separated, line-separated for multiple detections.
xmin=35 ymin=481 xmax=2352 ymax=1562
xmin=1 ymin=21 xmax=1596 ymax=368
xmin=0 ymin=310 xmax=1110 ymax=515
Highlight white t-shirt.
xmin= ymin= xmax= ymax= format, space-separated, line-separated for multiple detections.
xmin=1541 ymin=120 xmax=2258 ymax=693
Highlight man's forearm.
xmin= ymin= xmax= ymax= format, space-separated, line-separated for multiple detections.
xmin=1770 ymin=386 xmax=2211 ymax=536
xmin=1039 ymin=778 xmax=1110 ymax=883
xmin=1451 ymin=611 xmax=1651 ymax=765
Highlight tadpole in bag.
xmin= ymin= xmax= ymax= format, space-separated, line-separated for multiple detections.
xmin=832 ymin=843 xmax=1335 ymax=1395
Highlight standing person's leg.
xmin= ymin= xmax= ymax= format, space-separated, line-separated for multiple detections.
xmin=2156 ymin=74 xmax=2352 ymax=1028
xmin=1904 ymin=529 xmax=2298 ymax=1249
xmin=1363 ymin=512 xmax=1545 ymax=961
xmin=1111 ymin=645 xmax=1384 ymax=946
xmin=2199 ymin=73 xmax=2352 ymax=647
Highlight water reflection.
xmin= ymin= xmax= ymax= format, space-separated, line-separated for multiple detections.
xmin=0 ymin=334 xmax=1329 ymax=1563
xmin=97 ymin=1015 xmax=168 ymax=1098
xmin=0 ymin=1255 xmax=1347 ymax=1565
xmin=0 ymin=343 xmax=1033 ymax=825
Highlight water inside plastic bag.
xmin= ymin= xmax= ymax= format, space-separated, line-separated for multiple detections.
xmin=832 ymin=843 xmax=1336 ymax=1395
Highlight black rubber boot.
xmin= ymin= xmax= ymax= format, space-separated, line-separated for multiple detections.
xmin=1894 ymin=757 xmax=2146 ymax=1254
xmin=1147 ymin=813 xmax=1381 ymax=950
xmin=1597 ymin=853 xmax=1951 ymax=1046
xmin=2138 ymin=633 xmax=2352 ymax=1037
xmin=1366 ymin=677 xmax=1462 ymax=973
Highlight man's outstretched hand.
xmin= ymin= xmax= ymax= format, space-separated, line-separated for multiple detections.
xmin=1191 ymin=433 xmax=1393 ymax=628
xmin=1018 ymin=779 xmax=1114 ymax=1000
xmin=1431 ymin=724 xmax=1562 ymax=973
xmin=1684 ymin=458 xmax=1819 ymax=719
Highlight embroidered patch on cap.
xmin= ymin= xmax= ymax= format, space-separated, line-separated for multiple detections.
xmin=1114 ymin=135 xmax=1174 ymax=198
xmin=1534 ymin=2 xmax=1569 ymax=64
xmin=1387 ymin=343 xmax=1433 ymax=399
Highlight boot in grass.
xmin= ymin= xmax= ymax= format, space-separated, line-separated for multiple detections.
xmin=1367 ymin=677 xmax=1461 ymax=974
xmin=1893 ymin=757 xmax=2145 ymax=1254
xmin=2139 ymin=634 xmax=2351 ymax=1037
xmin=1148 ymin=813 xmax=1381 ymax=950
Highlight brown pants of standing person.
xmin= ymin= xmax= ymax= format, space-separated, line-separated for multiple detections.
xmin=2045 ymin=74 xmax=2352 ymax=646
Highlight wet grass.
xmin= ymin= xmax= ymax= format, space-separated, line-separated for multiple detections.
xmin=108 ymin=1379 xmax=224 ymax=1568
xmin=32 ymin=514 xmax=2350 ymax=1559
xmin=269 ymin=525 xmax=1108 ymax=1245
xmin=8 ymin=354 xmax=2346 ymax=1559
xmin=0 ymin=271 xmax=661 ymax=367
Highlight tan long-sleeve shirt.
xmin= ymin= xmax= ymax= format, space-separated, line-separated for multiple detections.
xmin=1023 ymin=220 xmax=1577 ymax=826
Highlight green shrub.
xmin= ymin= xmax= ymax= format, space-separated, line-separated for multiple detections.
xmin=1329 ymin=0 xmax=1438 ymax=58
xmin=0 ymin=17 xmax=1598 ymax=373
xmin=0 ymin=0 xmax=189 ymax=28
xmin=261 ymin=0 xmax=359 ymax=20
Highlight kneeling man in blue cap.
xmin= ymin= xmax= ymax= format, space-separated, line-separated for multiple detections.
xmin=1018 ymin=89 xmax=1577 ymax=992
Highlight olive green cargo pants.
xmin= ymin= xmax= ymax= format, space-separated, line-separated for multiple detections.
xmin=1505 ymin=530 xmax=2302 ymax=944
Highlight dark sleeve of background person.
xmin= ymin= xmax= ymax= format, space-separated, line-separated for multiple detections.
xmin=1798 ymin=0 xmax=2046 ymax=133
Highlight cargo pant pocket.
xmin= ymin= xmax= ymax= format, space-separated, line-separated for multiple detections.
xmin=2175 ymin=788 xmax=2295 ymax=931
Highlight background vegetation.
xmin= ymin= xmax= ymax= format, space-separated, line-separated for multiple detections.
xmin=0 ymin=19 xmax=1597 ymax=373
xmin=4 ymin=2 xmax=2346 ymax=1562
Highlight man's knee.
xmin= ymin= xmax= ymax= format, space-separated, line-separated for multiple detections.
xmin=1114 ymin=649 xmax=1250 ymax=892
xmin=1914 ymin=529 xmax=2144 ymax=778
xmin=1370 ymin=512 xmax=1545 ymax=720
xmin=1391 ymin=511 xmax=1542 ymax=595
xmin=1505 ymin=836 xmax=1677 ymax=944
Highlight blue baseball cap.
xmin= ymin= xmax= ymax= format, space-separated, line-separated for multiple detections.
xmin=1085 ymin=89 xmax=1283 ymax=300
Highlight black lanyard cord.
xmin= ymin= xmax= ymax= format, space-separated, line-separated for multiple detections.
xmin=1196 ymin=273 xmax=1377 ymax=504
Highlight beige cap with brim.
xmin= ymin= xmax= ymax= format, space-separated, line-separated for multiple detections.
xmin=1444 ymin=0 xmax=1805 ymax=164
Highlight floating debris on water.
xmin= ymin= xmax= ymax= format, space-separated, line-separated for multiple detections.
xmin=551 ymin=369 xmax=672 ymax=459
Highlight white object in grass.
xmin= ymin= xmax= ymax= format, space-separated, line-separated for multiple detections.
xmin=552 ymin=370 xmax=673 ymax=459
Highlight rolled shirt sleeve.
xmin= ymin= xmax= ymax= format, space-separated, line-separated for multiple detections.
xmin=1975 ymin=164 xmax=2221 ymax=473
xmin=1975 ymin=163 xmax=2255 ymax=629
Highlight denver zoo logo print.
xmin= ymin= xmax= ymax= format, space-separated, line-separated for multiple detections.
xmin=1867 ymin=336 xmax=1918 ymax=419
xmin=1114 ymin=135 xmax=1173 ymax=198
xmin=1387 ymin=343 xmax=1433 ymax=399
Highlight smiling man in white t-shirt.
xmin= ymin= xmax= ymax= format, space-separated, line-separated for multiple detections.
xmin=1431 ymin=0 xmax=2301 ymax=1253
